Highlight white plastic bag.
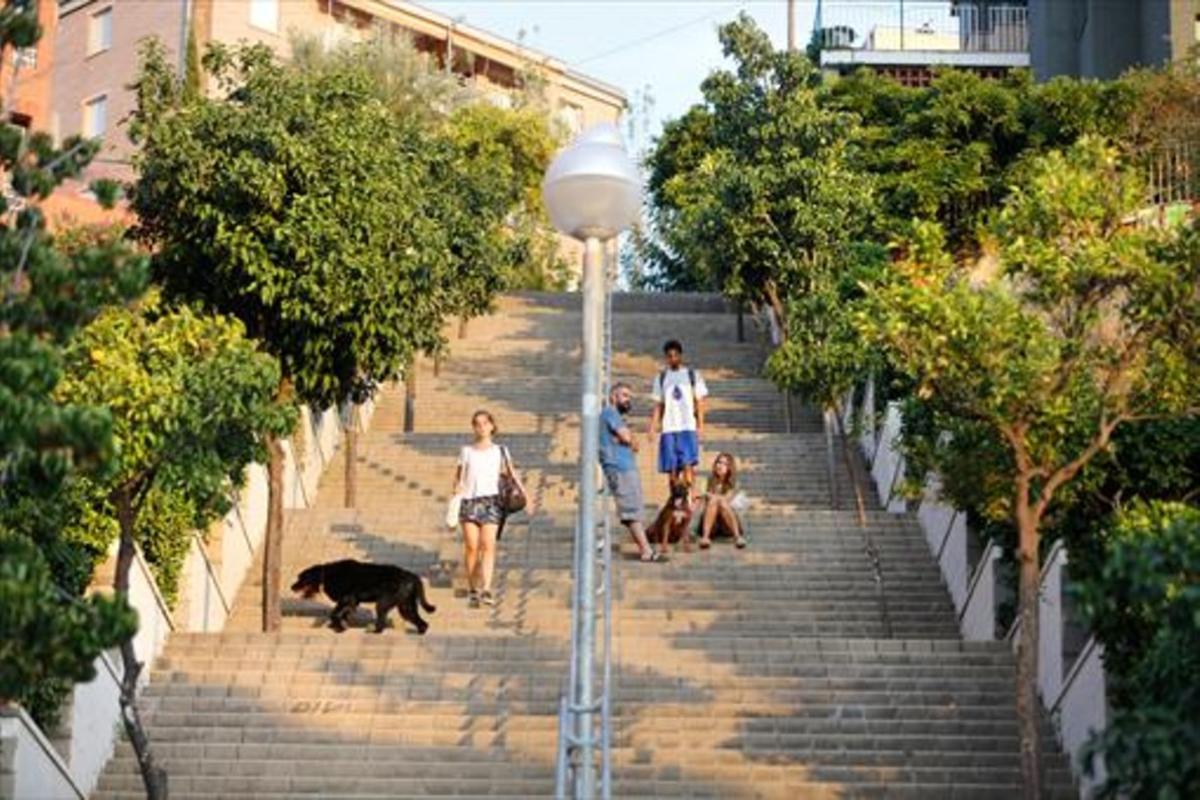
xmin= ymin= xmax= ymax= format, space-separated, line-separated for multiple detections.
xmin=445 ymin=494 xmax=463 ymax=529
xmin=729 ymin=491 xmax=750 ymax=514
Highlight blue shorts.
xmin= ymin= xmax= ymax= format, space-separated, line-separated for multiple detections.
xmin=658 ymin=431 xmax=699 ymax=474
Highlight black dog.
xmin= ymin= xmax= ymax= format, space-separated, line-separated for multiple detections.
xmin=291 ymin=559 xmax=436 ymax=634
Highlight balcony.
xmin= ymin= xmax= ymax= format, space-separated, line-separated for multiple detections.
xmin=815 ymin=2 xmax=1030 ymax=73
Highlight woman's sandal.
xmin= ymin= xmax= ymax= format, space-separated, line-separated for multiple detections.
xmin=735 ymin=535 xmax=747 ymax=549
xmin=699 ymin=538 xmax=711 ymax=549
xmin=641 ymin=550 xmax=668 ymax=563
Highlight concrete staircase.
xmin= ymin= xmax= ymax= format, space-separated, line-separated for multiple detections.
xmin=94 ymin=293 xmax=1074 ymax=798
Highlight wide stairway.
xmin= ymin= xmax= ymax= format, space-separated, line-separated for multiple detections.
xmin=95 ymin=293 xmax=1073 ymax=798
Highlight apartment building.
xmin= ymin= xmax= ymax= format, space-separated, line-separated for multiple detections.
xmin=1 ymin=0 xmax=59 ymax=132
xmin=816 ymin=1 xmax=1031 ymax=87
xmin=1029 ymin=0 xmax=1200 ymax=80
xmin=41 ymin=0 xmax=624 ymax=185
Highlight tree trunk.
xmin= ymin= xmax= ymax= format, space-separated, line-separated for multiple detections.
xmin=1014 ymin=484 xmax=1043 ymax=800
xmin=113 ymin=490 xmax=168 ymax=800
xmin=262 ymin=435 xmax=285 ymax=632
xmin=403 ymin=360 xmax=417 ymax=434
xmin=343 ymin=403 xmax=358 ymax=509
xmin=457 ymin=316 xmax=467 ymax=340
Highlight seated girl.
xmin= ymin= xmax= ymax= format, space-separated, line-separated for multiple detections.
xmin=698 ymin=452 xmax=747 ymax=550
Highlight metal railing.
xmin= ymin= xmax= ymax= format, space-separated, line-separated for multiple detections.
xmin=814 ymin=2 xmax=1029 ymax=53
xmin=1147 ymin=141 xmax=1199 ymax=207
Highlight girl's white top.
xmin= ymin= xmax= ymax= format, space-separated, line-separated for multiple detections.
xmin=458 ymin=443 xmax=503 ymax=499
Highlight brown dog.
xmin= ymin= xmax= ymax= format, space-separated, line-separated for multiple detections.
xmin=647 ymin=480 xmax=694 ymax=553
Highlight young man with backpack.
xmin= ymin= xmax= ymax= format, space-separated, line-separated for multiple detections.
xmin=649 ymin=339 xmax=708 ymax=499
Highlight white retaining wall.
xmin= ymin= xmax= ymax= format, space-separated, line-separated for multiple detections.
xmin=850 ymin=385 xmax=1108 ymax=797
xmin=0 ymin=708 xmax=83 ymax=800
xmin=11 ymin=397 xmax=379 ymax=799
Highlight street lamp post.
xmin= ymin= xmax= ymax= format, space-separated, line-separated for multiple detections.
xmin=543 ymin=123 xmax=640 ymax=799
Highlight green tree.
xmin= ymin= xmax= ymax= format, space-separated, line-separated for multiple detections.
xmin=644 ymin=15 xmax=874 ymax=322
xmin=0 ymin=531 xmax=136 ymax=717
xmin=56 ymin=297 xmax=293 ymax=798
xmin=0 ymin=0 xmax=147 ymax=732
xmin=131 ymin=40 xmax=460 ymax=627
xmin=865 ymin=139 xmax=1200 ymax=797
xmin=293 ymin=35 xmax=567 ymax=296
xmin=766 ymin=242 xmax=890 ymax=518
xmin=823 ymin=68 xmax=1131 ymax=252
xmin=1075 ymin=502 xmax=1200 ymax=798
xmin=440 ymin=102 xmax=566 ymax=298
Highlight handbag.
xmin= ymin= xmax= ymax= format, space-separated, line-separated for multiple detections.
xmin=445 ymin=493 xmax=463 ymax=529
xmin=499 ymin=446 xmax=527 ymax=515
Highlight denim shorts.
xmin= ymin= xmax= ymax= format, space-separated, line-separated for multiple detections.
xmin=460 ymin=494 xmax=504 ymax=525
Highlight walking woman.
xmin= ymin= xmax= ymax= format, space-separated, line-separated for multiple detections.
xmin=699 ymin=452 xmax=747 ymax=549
xmin=452 ymin=410 xmax=529 ymax=607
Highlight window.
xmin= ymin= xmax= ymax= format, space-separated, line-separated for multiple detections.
xmin=249 ymin=0 xmax=279 ymax=33
xmin=83 ymin=94 xmax=108 ymax=138
xmin=87 ymin=7 xmax=113 ymax=56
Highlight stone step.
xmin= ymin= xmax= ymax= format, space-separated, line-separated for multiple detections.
xmin=93 ymin=298 xmax=1075 ymax=799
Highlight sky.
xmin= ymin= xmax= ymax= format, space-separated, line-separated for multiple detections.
xmin=419 ymin=1 xmax=818 ymax=152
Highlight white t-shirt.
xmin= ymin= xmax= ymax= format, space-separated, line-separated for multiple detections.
xmin=652 ymin=367 xmax=709 ymax=434
xmin=458 ymin=444 xmax=503 ymax=499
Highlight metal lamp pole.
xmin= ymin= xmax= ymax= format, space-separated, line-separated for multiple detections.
xmin=574 ymin=235 xmax=605 ymax=797
xmin=543 ymin=124 xmax=640 ymax=799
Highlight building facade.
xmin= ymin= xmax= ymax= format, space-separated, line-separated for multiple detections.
xmin=1 ymin=0 xmax=59 ymax=132
xmin=1029 ymin=0 xmax=1200 ymax=80
xmin=43 ymin=0 xmax=625 ymax=184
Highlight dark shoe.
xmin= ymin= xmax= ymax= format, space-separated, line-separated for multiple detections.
xmin=468 ymin=590 xmax=480 ymax=608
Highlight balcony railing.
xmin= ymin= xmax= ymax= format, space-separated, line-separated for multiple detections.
xmin=814 ymin=2 xmax=1029 ymax=54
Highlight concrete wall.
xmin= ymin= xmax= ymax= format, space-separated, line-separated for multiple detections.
xmin=0 ymin=708 xmax=83 ymax=800
xmin=62 ymin=655 xmax=122 ymax=796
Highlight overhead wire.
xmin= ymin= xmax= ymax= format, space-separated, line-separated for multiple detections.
xmin=572 ymin=1 xmax=747 ymax=66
